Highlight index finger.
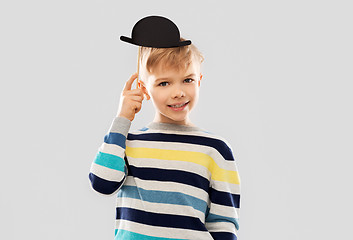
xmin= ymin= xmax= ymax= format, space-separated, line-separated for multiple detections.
xmin=123 ymin=73 xmax=138 ymax=91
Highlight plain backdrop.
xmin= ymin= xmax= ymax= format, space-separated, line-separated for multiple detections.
xmin=1 ymin=0 xmax=352 ymax=239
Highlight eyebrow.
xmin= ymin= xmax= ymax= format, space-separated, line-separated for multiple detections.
xmin=155 ymin=73 xmax=196 ymax=82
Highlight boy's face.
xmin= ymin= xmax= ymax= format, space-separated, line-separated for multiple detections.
xmin=139 ymin=59 xmax=202 ymax=126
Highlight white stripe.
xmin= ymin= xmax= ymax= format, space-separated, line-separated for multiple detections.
xmin=115 ymin=219 xmax=214 ymax=239
xmin=99 ymin=142 xmax=125 ymax=156
xmin=205 ymin=221 xmax=238 ymax=235
xmin=117 ymin=196 xmax=206 ymax=222
xmin=208 ymin=202 xmax=240 ymax=220
xmin=124 ymin=176 xmax=210 ymax=208
xmin=212 ymin=179 xmax=241 ymax=195
xmin=90 ymin=163 xmax=125 ymax=182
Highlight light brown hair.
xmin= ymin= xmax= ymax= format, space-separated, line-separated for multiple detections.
xmin=139 ymin=37 xmax=204 ymax=77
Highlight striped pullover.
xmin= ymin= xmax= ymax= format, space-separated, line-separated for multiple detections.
xmin=89 ymin=116 xmax=241 ymax=240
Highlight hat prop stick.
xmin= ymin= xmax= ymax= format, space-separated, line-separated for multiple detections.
xmin=136 ymin=46 xmax=141 ymax=88
xmin=120 ymin=15 xmax=192 ymax=89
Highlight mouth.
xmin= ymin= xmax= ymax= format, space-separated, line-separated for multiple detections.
xmin=168 ymin=101 xmax=190 ymax=111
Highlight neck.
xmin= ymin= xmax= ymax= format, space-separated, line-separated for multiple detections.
xmin=153 ymin=115 xmax=195 ymax=127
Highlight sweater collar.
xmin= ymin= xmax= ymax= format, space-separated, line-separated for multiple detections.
xmin=146 ymin=121 xmax=203 ymax=132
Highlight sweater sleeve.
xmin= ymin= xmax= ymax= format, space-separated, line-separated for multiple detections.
xmin=88 ymin=116 xmax=131 ymax=195
xmin=205 ymin=140 xmax=241 ymax=240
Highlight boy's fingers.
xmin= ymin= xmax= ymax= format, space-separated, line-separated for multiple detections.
xmin=123 ymin=73 xmax=138 ymax=91
xmin=126 ymin=88 xmax=144 ymax=96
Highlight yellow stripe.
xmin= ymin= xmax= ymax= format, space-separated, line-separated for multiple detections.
xmin=126 ymin=147 xmax=240 ymax=185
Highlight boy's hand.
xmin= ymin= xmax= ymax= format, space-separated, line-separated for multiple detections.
xmin=117 ymin=73 xmax=146 ymax=122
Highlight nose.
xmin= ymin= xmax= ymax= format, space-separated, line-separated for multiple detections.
xmin=172 ymin=85 xmax=185 ymax=99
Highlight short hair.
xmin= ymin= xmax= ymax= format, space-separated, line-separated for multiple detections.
xmin=139 ymin=37 xmax=204 ymax=77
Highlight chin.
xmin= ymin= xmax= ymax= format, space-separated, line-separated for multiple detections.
xmin=166 ymin=115 xmax=187 ymax=122
xmin=160 ymin=112 xmax=188 ymax=123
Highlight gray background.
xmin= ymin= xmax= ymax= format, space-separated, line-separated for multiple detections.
xmin=1 ymin=0 xmax=352 ymax=239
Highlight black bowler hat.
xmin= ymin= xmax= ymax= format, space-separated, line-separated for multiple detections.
xmin=120 ymin=15 xmax=192 ymax=48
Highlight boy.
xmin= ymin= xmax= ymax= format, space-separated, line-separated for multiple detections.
xmin=89 ymin=16 xmax=240 ymax=240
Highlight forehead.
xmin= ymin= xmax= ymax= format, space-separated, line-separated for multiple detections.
xmin=148 ymin=60 xmax=200 ymax=81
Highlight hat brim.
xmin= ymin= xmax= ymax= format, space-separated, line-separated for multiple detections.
xmin=120 ymin=35 xmax=191 ymax=48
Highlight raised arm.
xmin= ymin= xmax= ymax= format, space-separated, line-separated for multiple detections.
xmin=89 ymin=72 xmax=146 ymax=195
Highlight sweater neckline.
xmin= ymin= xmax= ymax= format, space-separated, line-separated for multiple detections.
xmin=146 ymin=121 xmax=203 ymax=132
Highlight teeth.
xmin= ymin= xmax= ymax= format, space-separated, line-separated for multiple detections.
xmin=170 ymin=102 xmax=187 ymax=108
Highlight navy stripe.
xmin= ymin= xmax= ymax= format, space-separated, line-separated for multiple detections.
xmin=127 ymin=133 xmax=234 ymax=161
xmin=210 ymin=232 xmax=237 ymax=240
xmin=209 ymin=188 xmax=240 ymax=208
xmin=116 ymin=207 xmax=208 ymax=231
xmin=128 ymin=165 xmax=210 ymax=193
xmin=88 ymin=173 xmax=125 ymax=195
xmin=104 ymin=132 xmax=126 ymax=149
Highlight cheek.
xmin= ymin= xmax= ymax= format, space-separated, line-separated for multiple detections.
xmin=188 ymin=87 xmax=199 ymax=98
xmin=150 ymin=89 xmax=167 ymax=105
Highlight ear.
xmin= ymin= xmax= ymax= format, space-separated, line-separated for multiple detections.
xmin=138 ymin=80 xmax=151 ymax=100
xmin=198 ymin=73 xmax=203 ymax=87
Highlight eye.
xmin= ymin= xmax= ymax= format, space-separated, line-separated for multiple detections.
xmin=158 ymin=81 xmax=169 ymax=87
xmin=184 ymin=78 xmax=194 ymax=83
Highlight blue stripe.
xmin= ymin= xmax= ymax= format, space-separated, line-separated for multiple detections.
xmin=104 ymin=132 xmax=126 ymax=149
xmin=138 ymin=127 xmax=149 ymax=131
xmin=209 ymin=187 xmax=240 ymax=208
xmin=210 ymin=231 xmax=237 ymax=240
xmin=206 ymin=213 xmax=239 ymax=230
xmin=127 ymin=133 xmax=234 ymax=161
xmin=88 ymin=172 xmax=126 ymax=194
xmin=128 ymin=165 xmax=210 ymax=193
xmin=114 ymin=229 xmax=187 ymax=240
xmin=94 ymin=151 xmax=125 ymax=172
xmin=116 ymin=207 xmax=208 ymax=231
xmin=117 ymin=185 xmax=208 ymax=214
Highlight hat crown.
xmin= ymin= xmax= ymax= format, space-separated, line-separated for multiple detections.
xmin=132 ymin=16 xmax=180 ymax=47
xmin=120 ymin=15 xmax=191 ymax=48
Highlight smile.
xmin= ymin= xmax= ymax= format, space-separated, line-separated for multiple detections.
xmin=168 ymin=101 xmax=189 ymax=111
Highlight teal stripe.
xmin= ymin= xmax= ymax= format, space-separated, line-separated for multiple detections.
xmin=94 ymin=151 xmax=125 ymax=172
xmin=205 ymin=213 xmax=239 ymax=230
xmin=117 ymin=185 xmax=208 ymax=214
xmin=115 ymin=229 xmax=188 ymax=240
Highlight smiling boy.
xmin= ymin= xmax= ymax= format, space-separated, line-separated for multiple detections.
xmin=89 ymin=16 xmax=241 ymax=240
xmin=133 ymin=44 xmax=202 ymax=126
